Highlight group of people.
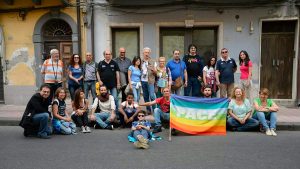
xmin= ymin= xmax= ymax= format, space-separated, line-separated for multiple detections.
xmin=19 ymin=46 xmax=279 ymax=149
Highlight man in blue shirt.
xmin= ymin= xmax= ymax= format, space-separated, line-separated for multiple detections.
xmin=215 ymin=48 xmax=237 ymax=98
xmin=166 ymin=49 xmax=188 ymax=95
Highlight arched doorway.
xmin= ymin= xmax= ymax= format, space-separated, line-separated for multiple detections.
xmin=42 ymin=19 xmax=73 ymax=89
xmin=33 ymin=12 xmax=78 ymax=88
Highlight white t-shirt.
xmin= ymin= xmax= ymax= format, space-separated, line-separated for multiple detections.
xmin=141 ymin=61 xmax=148 ymax=82
xmin=92 ymin=95 xmax=115 ymax=113
xmin=121 ymin=101 xmax=139 ymax=109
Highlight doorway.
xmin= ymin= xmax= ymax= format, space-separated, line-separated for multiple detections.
xmin=42 ymin=19 xmax=73 ymax=89
xmin=260 ymin=20 xmax=296 ymax=99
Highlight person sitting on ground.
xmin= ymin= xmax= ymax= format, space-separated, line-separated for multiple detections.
xmin=139 ymin=87 xmax=170 ymax=133
xmin=227 ymin=87 xmax=259 ymax=131
xmin=131 ymin=110 xmax=151 ymax=149
xmin=90 ymin=85 xmax=115 ymax=130
xmin=52 ymin=87 xmax=77 ymax=135
xmin=71 ymin=88 xmax=91 ymax=133
xmin=20 ymin=84 xmax=52 ymax=139
xmin=252 ymin=88 xmax=279 ymax=136
xmin=119 ymin=92 xmax=140 ymax=128
xmin=202 ymin=85 xmax=213 ymax=98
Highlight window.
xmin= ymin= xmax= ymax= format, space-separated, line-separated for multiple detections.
xmin=112 ymin=28 xmax=139 ymax=60
xmin=160 ymin=27 xmax=218 ymax=64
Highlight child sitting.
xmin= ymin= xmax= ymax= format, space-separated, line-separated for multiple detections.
xmin=131 ymin=110 xmax=151 ymax=149
xmin=52 ymin=87 xmax=77 ymax=135
xmin=119 ymin=92 xmax=140 ymax=128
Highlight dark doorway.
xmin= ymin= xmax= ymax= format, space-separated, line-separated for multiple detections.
xmin=0 ymin=58 xmax=4 ymax=103
xmin=261 ymin=20 xmax=296 ymax=99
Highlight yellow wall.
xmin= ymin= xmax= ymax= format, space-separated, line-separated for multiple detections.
xmin=0 ymin=0 xmax=85 ymax=86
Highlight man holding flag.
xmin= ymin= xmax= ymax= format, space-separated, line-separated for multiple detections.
xmin=139 ymin=87 xmax=170 ymax=133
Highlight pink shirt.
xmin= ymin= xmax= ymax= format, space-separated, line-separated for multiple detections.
xmin=240 ymin=60 xmax=252 ymax=80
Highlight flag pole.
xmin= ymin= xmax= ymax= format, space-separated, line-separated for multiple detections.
xmin=168 ymin=127 xmax=172 ymax=141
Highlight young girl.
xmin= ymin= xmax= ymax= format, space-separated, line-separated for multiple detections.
xmin=52 ymin=87 xmax=77 ymax=135
xmin=71 ymin=88 xmax=91 ymax=133
xmin=239 ymin=50 xmax=252 ymax=99
xmin=203 ymin=57 xmax=217 ymax=97
xmin=118 ymin=92 xmax=140 ymax=128
xmin=128 ymin=56 xmax=142 ymax=103
xmin=131 ymin=110 xmax=151 ymax=149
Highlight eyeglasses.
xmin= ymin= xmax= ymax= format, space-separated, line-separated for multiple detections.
xmin=221 ymin=51 xmax=228 ymax=54
xmin=120 ymin=52 xmax=126 ymax=54
xmin=74 ymin=57 xmax=79 ymax=59
xmin=138 ymin=115 xmax=145 ymax=117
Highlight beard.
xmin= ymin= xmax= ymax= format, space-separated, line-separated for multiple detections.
xmin=99 ymin=93 xmax=109 ymax=102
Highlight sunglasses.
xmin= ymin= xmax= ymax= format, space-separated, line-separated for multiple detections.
xmin=221 ymin=51 xmax=228 ymax=54
xmin=138 ymin=115 xmax=145 ymax=117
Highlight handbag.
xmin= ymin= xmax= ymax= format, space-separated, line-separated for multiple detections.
xmin=171 ymin=76 xmax=183 ymax=90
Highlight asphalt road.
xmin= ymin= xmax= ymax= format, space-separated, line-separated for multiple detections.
xmin=0 ymin=127 xmax=300 ymax=169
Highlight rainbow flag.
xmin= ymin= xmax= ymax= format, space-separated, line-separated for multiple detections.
xmin=170 ymin=94 xmax=228 ymax=135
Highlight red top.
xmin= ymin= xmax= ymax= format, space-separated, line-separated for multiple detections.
xmin=155 ymin=97 xmax=170 ymax=113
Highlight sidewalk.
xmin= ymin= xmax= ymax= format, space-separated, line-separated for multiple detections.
xmin=1 ymin=103 xmax=300 ymax=130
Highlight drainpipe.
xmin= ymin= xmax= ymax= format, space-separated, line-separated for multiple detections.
xmin=77 ymin=0 xmax=82 ymax=56
xmin=298 ymin=4 xmax=300 ymax=107
xmin=91 ymin=0 xmax=95 ymax=61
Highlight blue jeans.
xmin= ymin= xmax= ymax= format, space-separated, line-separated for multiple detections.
xmin=95 ymin=112 xmax=111 ymax=128
xmin=255 ymin=112 xmax=277 ymax=130
xmin=69 ymin=83 xmax=83 ymax=101
xmin=32 ymin=112 xmax=52 ymax=137
xmin=109 ymin=88 xmax=119 ymax=112
xmin=132 ymin=85 xmax=141 ymax=103
xmin=227 ymin=117 xmax=259 ymax=131
xmin=184 ymin=77 xmax=202 ymax=97
xmin=84 ymin=80 xmax=97 ymax=101
xmin=133 ymin=129 xmax=149 ymax=140
xmin=141 ymin=81 xmax=156 ymax=112
xmin=154 ymin=108 xmax=170 ymax=127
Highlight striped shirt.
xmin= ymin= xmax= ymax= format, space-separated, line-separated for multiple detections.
xmin=41 ymin=58 xmax=64 ymax=83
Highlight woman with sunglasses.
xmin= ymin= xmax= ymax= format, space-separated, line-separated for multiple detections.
xmin=203 ymin=56 xmax=217 ymax=97
xmin=68 ymin=54 xmax=83 ymax=100
xmin=239 ymin=50 xmax=252 ymax=99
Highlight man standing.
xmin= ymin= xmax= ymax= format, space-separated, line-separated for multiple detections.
xmin=216 ymin=48 xmax=237 ymax=98
xmin=139 ymin=87 xmax=170 ymax=133
xmin=183 ymin=44 xmax=204 ymax=97
xmin=97 ymin=50 xmax=121 ymax=109
xmin=83 ymin=52 xmax=99 ymax=101
xmin=114 ymin=47 xmax=132 ymax=102
xmin=41 ymin=49 xmax=63 ymax=101
xmin=141 ymin=47 xmax=156 ymax=114
xmin=166 ymin=49 xmax=188 ymax=95
xmin=20 ymin=84 xmax=52 ymax=139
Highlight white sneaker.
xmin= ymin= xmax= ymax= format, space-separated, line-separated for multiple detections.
xmin=85 ymin=126 xmax=91 ymax=133
xmin=81 ymin=126 xmax=87 ymax=133
xmin=270 ymin=129 xmax=277 ymax=136
xmin=265 ymin=129 xmax=272 ymax=136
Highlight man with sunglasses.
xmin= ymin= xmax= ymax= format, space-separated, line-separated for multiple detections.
xmin=215 ymin=48 xmax=237 ymax=98
xmin=139 ymin=87 xmax=170 ymax=133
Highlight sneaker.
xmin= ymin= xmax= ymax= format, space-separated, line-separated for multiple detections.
xmin=138 ymin=136 xmax=148 ymax=144
xmin=259 ymin=124 xmax=265 ymax=133
xmin=134 ymin=141 xmax=149 ymax=149
xmin=270 ymin=129 xmax=277 ymax=136
xmin=81 ymin=126 xmax=87 ymax=133
xmin=37 ymin=134 xmax=51 ymax=139
xmin=105 ymin=125 xmax=114 ymax=130
xmin=265 ymin=129 xmax=272 ymax=136
xmin=153 ymin=126 xmax=162 ymax=133
xmin=85 ymin=126 xmax=91 ymax=133
xmin=171 ymin=129 xmax=178 ymax=136
xmin=71 ymin=131 xmax=78 ymax=135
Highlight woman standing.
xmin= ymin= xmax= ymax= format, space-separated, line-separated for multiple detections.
xmin=227 ymin=87 xmax=259 ymax=131
xmin=52 ymin=87 xmax=77 ymax=135
xmin=203 ymin=57 xmax=217 ymax=97
xmin=253 ymin=88 xmax=279 ymax=136
xmin=155 ymin=56 xmax=172 ymax=98
xmin=128 ymin=56 xmax=142 ymax=103
xmin=68 ymin=54 xmax=83 ymax=100
xmin=71 ymin=88 xmax=91 ymax=133
xmin=239 ymin=50 xmax=252 ymax=99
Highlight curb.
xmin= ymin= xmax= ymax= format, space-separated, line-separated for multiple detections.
xmin=1 ymin=119 xmax=300 ymax=131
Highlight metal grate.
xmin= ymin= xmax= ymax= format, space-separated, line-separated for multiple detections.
xmin=42 ymin=19 xmax=72 ymax=41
